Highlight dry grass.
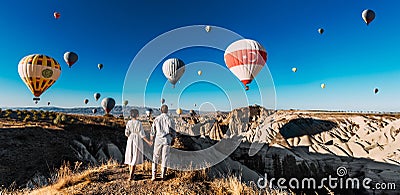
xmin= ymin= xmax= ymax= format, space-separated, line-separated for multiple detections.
xmin=211 ymin=176 xmax=289 ymax=195
xmin=25 ymin=159 xmax=291 ymax=195
xmin=135 ymin=160 xmax=152 ymax=173
xmin=30 ymin=160 xmax=119 ymax=195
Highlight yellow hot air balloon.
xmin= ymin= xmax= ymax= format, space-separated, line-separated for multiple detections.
xmin=198 ymin=70 xmax=202 ymax=76
xmin=176 ymin=108 xmax=182 ymax=115
xmin=321 ymin=83 xmax=326 ymax=89
xmin=292 ymin=67 xmax=297 ymax=72
xmin=18 ymin=54 xmax=61 ymax=103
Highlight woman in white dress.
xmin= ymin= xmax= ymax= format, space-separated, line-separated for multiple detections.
xmin=124 ymin=109 xmax=151 ymax=181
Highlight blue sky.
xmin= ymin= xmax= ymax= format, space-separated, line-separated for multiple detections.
xmin=0 ymin=0 xmax=399 ymax=111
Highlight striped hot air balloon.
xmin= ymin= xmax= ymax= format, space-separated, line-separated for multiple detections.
xmin=162 ymin=58 xmax=185 ymax=88
xmin=18 ymin=54 xmax=61 ymax=103
xmin=224 ymin=39 xmax=267 ymax=90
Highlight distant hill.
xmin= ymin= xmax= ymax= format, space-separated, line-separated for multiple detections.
xmin=0 ymin=106 xmax=204 ymax=117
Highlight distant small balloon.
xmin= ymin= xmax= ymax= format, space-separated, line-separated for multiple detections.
xmin=318 ymin=28 xmax=324 ymax=34
xmin=292 ymin=67 xmax=297 ymax=72
xmin=53 ymin=12 xmax=60 ymax=19
xmin=374 ymin=88 xmax=379 ymax=94
xmin=94 ymin=93 xmax=101 ymax=101
xmin=205 ymin=25 xmax=211 ymax=32
xmin=362 ymin=9 xmax=376 ymax=25
xmin=101 ymin=97 xmax=116 ymax=114
xmin=98 ymin=64 xmax=103 ymax=70
xmin=321 ymin=83 xmax=326 ymax=89
xmin=176 ymin=108 xmax=182 ymax=115
xmin=64 ymin=52 xmax=78 ymax=68
xmin=92 ymin=108 xmax=97 ymax=114
xmin=123 ymin=100 xmax=128 ymax=106
xmin=47 ymin=101 xmax=51 ymax=106
xmin=161 ymin=98 xmax=165 ymax=104
xmin=198 ymin=70 xmax=202 ymax=76
xmin=84 ymin=99 xmax=89 ymax=104
xmin=146 ymin=108 xmax=153 ymax=117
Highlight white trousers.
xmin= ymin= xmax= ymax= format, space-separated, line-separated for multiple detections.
xmin=152 ymin=143 xmax=170 ymax=178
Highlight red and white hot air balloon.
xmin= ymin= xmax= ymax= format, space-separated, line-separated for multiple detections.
xmin=224 ymin=39 xmax=267 ymax=90
xmin=54 ymin=12 xmax=60 ymax=19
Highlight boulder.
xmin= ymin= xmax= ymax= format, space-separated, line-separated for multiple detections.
xmin=70 ymin=140 xmax=97 ymax=164
xmin=105 ymin=143 xmax=123 ymax=163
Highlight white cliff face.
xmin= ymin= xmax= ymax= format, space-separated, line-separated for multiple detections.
xmin=248 ymin=111 xmax=400 ymax=166
xmin=172 ymin=107 xmax=400 ymax=166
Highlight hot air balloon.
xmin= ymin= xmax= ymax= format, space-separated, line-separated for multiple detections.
xmin=189 ymin=109 xmax=196 ymax=117
xmin=162 ymin=58 xmax=185 ymax=88
xmin=161 ymin=98 xmax=165 ymax=104
xmin=318 ymin=28 xmax=324 ymax=34
xmin=321 ymin=83 xmax=326 ymax=89
xmin=194 ymin=103 xmax=197 ymax=107
xmin=94 ymin=93 xmax=101 ymax=101
xmin=92 ymin=108 xmax=97 ymax=114
xmin=146 ymin=108 xmax=153 ymax=117
xmin=374 ymin=88 xmax=379 ymax=94
xmin=18 ymin=54 xmax=61 ymax=104
xmin=198 ymin=70 xmax=202 ymax=76
xmin=101 ymin=97 xmax=115 ymax=115
xmin=47 ymin=101 xmax=51 ymax=106
xmin=64 ymin=52 xmax=78 ymax=68
xmin=292 ymin=67 xmax=297 ymax=72
xmin=123 ymin=100 xmax=128 ymax=106
xmin=53 ymin=12 xmax=60 ymax=19
xmin=224 ymin=39 xmax=267 ymax=90
xmin=98 ymin=64 xmax=103 ymax=70
xmin=84 ymin=99 xmax=89 ymax=104
xmin=176 ymin=108 xmax=182 ymax=116
xmin=205 ymin=25 xmax=211 ymax=32
xmin=362 ymin=9 xmax=375 ymax=25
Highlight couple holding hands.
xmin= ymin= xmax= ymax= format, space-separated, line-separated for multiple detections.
xmin=124 ymin=105 xmax=176 ymax=181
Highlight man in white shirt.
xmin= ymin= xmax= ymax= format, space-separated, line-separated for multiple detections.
xmin=150 ymin=105 xmax=176 ymax=181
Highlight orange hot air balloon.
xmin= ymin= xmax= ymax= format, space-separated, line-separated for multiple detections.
xmin=224 ymin=39 xmax=267 ymax=90
xmin=54 ymin=12 xmax=60 ymax=19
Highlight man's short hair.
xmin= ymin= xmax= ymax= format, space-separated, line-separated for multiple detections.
xmin=161 ymin=105 xmax=168 ymax=113
xmin=130 ymin=109 xmax=139 ymax=118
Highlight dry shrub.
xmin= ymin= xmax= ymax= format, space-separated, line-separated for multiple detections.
xmin=30 ymin=160 xmax=119 ymax=195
